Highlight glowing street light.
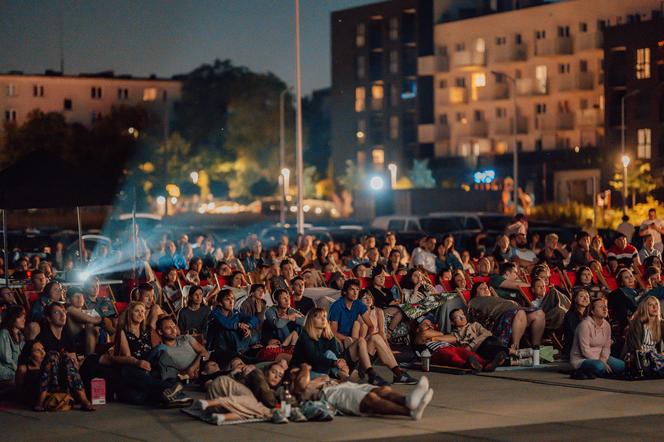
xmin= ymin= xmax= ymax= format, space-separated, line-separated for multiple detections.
xmin=190 ymin=171 xmax=199 ymax=184
xmin=621 ymin=155 xmax=631 ymax=168
xmin=387 ymin=163 xmax=397 ymax=188
xmin=281 ymin=168 xmax=291 ymax=196
xmin=369 ymin=176 xmax=385 ymax=191
xmin=156 ymin=196 xmax=166 ymax=205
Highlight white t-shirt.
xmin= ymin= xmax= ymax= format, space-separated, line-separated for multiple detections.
xmin=640 ymin=218 xmax=663 ymax=245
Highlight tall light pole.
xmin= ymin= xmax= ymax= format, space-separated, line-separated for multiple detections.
xmin=279 ymin=88 xmax=290 ymax=225
xmin=621 ymin=154 xmax=630 ymax=215
xmin=620 ymin=90 xmax=638 ymax=216
xmin=387 ymin=163 xmax=397 ymax=188
xmin=491 ymin=71 xmax=518 ymax=214
xmin=294 ymin=0 xmax=305 ymax=234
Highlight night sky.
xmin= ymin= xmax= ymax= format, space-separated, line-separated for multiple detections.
xmin=0 ymin=0 xmax=374 ymax=93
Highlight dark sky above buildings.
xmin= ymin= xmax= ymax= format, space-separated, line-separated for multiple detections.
xmin=0 ymin=0 xmax=374 ymax=93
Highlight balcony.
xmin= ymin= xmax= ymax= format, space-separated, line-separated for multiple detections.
xmin=558 ymin=72 xmax=595 ymax=92
xmin=515 ymin=78 xmax=547 ymax=96
xmin=534 ymin=37 xmax=573 ymax=57
xmin=493 ymin=116 xmax=528 ymax=135
xmin=437 ymin=87 xmax=467 ymax=105
xmin=491 ymin=43 xmax=528 ymax=63
xmin=576 ymin=108 xmax=604 ymax=127
xmin=436 ymin=124 xmax=451 ymax=140
xmin=451 ymin=50 xmax=486 ymax=70
xmin=535 ymin=113 xmax=575 ymax=132
xmin=476 ymin=82 xmax=509 ymax=101
xmin=456 ymin=120 xmax=488 ymax=137
xmin=575 ymin=32 xmax=603 ymax=52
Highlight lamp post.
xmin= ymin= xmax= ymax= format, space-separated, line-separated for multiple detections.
xmin=491 ymin=71 xmax=518 ymax=214
xmin=387 ymin=163 xmax=397 ymax=188
xmin=621 ymin=154 xmax=630 ymax=215
xmin=279 ymin=88 xmax=290 ymax=225
xmin=281 ymin=167 xmax=290 ymax=203
xmin=294 ymin=0 xmax=305 ymax=234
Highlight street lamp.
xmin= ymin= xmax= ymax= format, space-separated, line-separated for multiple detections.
xmin=369 ymin=176 xmax=385 ymax=191
xmin=387 ymin=163 xmax=397 ymax=188
xmin=491 ymin=70 xmax=518 ymax=214
xmin=281 ymin=168 xmax=290 ymax=201
xmin=190 ymin=171 xmax=199 ymax=184
xmin=621 ymin=154 xmax=630 ymax=215
xmin=294 ymin=0 xmax=305 ymax=234
xmin=279 ymin=87 xmax=291 ymax=226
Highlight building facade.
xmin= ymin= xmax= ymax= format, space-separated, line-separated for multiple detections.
xmin=418 ymin=0 xmax=661 ymax=204
xmin=330 ymin=0 xmax=434 ymax=180
xmin=603 ymin=16 xmax=664 ymax=192
xmin=0 ymin=71 xmax=181 ymax=130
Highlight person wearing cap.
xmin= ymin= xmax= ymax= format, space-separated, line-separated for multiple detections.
xmin=606 ymin=232 xmax=641 ymax=270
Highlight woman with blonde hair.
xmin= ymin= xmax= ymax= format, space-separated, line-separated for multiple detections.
xmin=291 ymin=308 xmax=349 ymax=379
xmin=622 ymin=296 xmax=664 ymax=375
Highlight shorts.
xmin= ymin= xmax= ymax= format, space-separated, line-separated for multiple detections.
xmin=321 ymin=382 xmax=377 ymax=416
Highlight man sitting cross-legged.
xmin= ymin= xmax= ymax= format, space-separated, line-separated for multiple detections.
xmin=291 ymin=362 xmax=433 ymax=420
xmin=328 ymin=279 xmax=417 ymax=386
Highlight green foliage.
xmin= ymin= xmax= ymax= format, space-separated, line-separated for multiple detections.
xmin=338 ymin=160 xmax=365 ymax=192
xmin=530 ymin=201 xmax=595 ymax=226
xmin=609 ymin=160 xmax=656 ymax=198
xmin=409 ymin=159 xmax=436 ymax=189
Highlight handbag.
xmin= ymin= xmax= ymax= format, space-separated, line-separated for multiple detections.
xmin=44 ymin=392 xmax=74 ymax=412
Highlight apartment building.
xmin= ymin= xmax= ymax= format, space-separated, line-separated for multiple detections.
xmin=418 ymin=0 xmax=662 ymax=203
xmin=0 ymin=71 xmax=181 ymax=130
xmin=330 ymin=0 xmax=434 ymax=180
xmin=604 ymin=16 xmax=664 ymax=189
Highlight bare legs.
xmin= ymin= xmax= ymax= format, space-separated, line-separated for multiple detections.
xmin=359 ymin=387 xmax=410 ymax=415
xmin=510 ymin=309 xmax=545 ymax=349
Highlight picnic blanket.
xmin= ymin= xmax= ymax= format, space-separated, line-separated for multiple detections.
xmin=181 ymin=407 xmax=269 ymax=426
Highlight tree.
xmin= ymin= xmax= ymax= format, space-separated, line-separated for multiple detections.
xmin=609 ymin=160 xmax=656 ymax=202
xmin=408 ymin=159 xmax=436 ymax=189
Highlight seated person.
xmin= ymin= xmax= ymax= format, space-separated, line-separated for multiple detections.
xmin=264 ymin=289 xmax=304 ymax=347
xmin=0 ymin=305 xmax=26 ymax=385
xmin=607 ymin=233 xmax=640 ymax=271
xmin=23 ymin=270 xmax=48 ymax=300
xmin=154 ymin=316 xmax=208 ymax=381
xmin=290 ymin=276 xmax=315 ymax=316
xmin=205 ymin=289 xmax=259 ymax=365
xmin=83 ymin=276 xmax=118 ymax=320
xmin=450 ymin=308 xmax=511 ymax=368
xmin=622 ymin=296 xmax=664 ymax=377
xmin=529 ymin=276 xmax=570 ymax=330
xmin=291 ymin=307 xmax=349 ymax=379
xmin=573 ymin=265 xmax=606 ymax=300
xmin=34 ymin=303 xmax=95 ymax=411
xmin=108 ymin=302 xmax=190 ymax=407
xmin=562 ymin=288 xmax=590 ymax=359
xmin=468 ymin=281 xmax=545 ymax=350
xmin=568 ymin=232 xmax=593 ymax=269
xmin=490 ymin=263 xmax=530 ymax=306
xmin=328 ymin=279 xmax=417 ymax=386
xmin=15 ymin=340 xmax=46 ymax=407
xmin=177 ymin=285 xmax=211 ymax=337
xmin=133 ymin=283 xmax=165 ymax=331
xmin=608 ymin=268 xmax=642 ymax=353
xmin=239 ymin=284 xmax=268 ymax=331
xmin=291 ymin=363 xmax=433 ymax=421
xmin=65 ymin=289 xmax=102 ymax=356
xmin=29 ymin=281 xmax=65 ymax=323
xmin=570 ymin=297 xmax=625 ymax=379
xmin=162 ymin=268 xmax=183 ymax=311
xmin=354 ymin=290 xmax=389 ymax=346
xmin=643 ymin=266 xmax=664 ymax=299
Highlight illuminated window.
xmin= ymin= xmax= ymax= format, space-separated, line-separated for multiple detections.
xmin=637 ymin=128 xmax=651 ymax=159
xmin=474 ymin=73 xmax=486 ymax=87
xmin=389 ymin=116 xmax=399 ymax=139
xmin=495 ymin=141 xmax=508 ymax=154
xmin=355 ymin=87 xmax=366 ymax=112
xmin=475 ymin=38 xmax=486 ymax=53
xmin=356 ymin=23 xmax=366 ymax=47
xmin=389 ymin=17 xmax=398 ymax=40
xmin=389 ymin=50 xmax=399 ymax=74
xmin=371 ymin=84 xmax=384 ymax=110
xmin=143 ymin=88 xmax=158 ymax=101
xmin=372 ymin=148 xmax=385 ymax=165
xmin=535 ymin=65 xmax=547 ymax=93
xmin=4 ymin=109 xmax=16 ymax=122
xmin=636 ymin=48 xmax=650 ymax=79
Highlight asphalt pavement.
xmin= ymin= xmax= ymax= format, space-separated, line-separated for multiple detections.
xmin=3 ymin=366 xmax=664 ymax=441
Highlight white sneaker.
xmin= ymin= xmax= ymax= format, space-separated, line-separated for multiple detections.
xmin=519 ymin=357 xmax=534 ymax=367
xmin=211 ymin=413 xmax=226 ymax=425
xmin=406 ymin=376 xmax=429 ymax=410
xmin=410 ymin=388 xmax=433 ymax=421
xmin=516 ymin=348 xmax=534 ymax=358
xmin=192 ymin=399 xmax=209 ymax=411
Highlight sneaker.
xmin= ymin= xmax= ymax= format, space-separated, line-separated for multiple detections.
xmin=410 ymin=388 xmax=433 ymax=421
xmin=161 ymin=383 xmax=183 ymax=403
xmin=516 ymin=348 xmax=534 ymax=358
xmin=570 ymin=369 xmax=587 ymax=380
xmin=519 ymin=357 xmax=533 ymax=367
xmin=369 ymin=373 xmax=390 ymax=386
xmin=483 ymin=352 xmax=508 ymax=373
xmin=467 ymin=356 xmax=483 ymax=373
xmin=272 ymin=409 xmax=289 ymax=424
xmin=406 ymin=376 xmax=429 ymax=411
xmin=191 ymin=399 xmax=209 ymax=411
xmin=393 ymin=371 xmax=418 ymax=385
xmin=165 ymin=391 xmax=193 ymax=408
xmin=211 ymin=413 xmax=226 ymax=425
xmin=289 ymin=407 xmax=307 ymax=422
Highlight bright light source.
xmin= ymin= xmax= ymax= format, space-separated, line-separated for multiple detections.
xmin=78 ymin=271 xmax=90 ymax=281
xmin=170 ymin=197 xmax=178 ymax=204
xmin=156 ymin=196 xmax=166 ymax=205
xmin=369 ymin=176 xmax=385 ymax=191
xmin=621 ymin=155 xmax=630 ymax=168
xmin=314 ymin=207 xmax=323 ymax=214
xmin=290 ymin=205 xmax=297 ymax=213
xmin=303 ymin=204 xmax=311 ymax=213
xmin=574 ymin=146 xmax=580 ymax=153
xmin=190 ymin=171 xmax=199 ymax=184
xmin=128 ymin=127 xmax=135 ymax=134
xmin=281 ymin=168 xmax=290 ymax=179
xmin=356 ymin=130 xmax=365 ymax=139
xmin=473 ymin=169 xmax=496 ymax=184
xmin=197 ymin=207 xmax=206 ymax=214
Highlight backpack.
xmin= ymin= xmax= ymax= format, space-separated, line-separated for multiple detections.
xmin=44 ymin=392 xmax=74 ymax=411
xmin=624 ymin=351 xmax=655 ymax=380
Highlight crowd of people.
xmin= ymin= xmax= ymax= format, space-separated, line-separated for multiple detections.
xmin=1 ymin=208 xmax=664 ymax=423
